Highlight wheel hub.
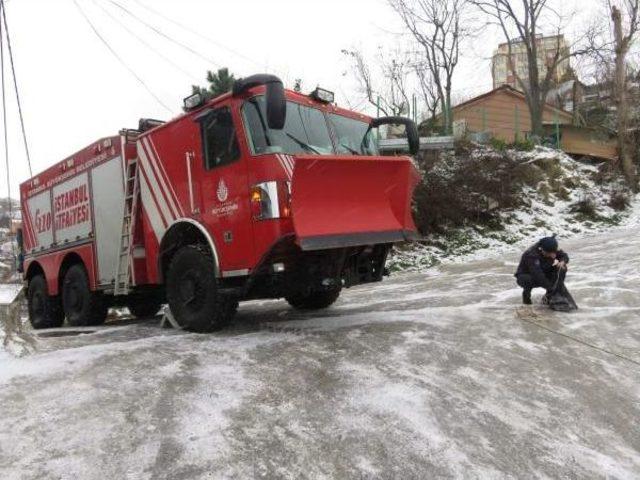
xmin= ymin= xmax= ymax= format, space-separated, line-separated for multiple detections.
xmin=178 ymin=271 xmax=203 ymax=309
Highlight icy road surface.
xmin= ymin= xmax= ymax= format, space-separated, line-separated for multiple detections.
xmin=1 ymin=228 xmax=639 ymax=479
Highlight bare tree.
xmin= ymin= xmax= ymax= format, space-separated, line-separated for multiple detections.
xmin=611 ymin=0 xmax=639 ymax=188
xmin=472 ymin=0 xmax=593 ymax=138
xmin=389 ymin=0 xmax=468 ymax=134
xmin=342 ymin=48 xmax=412 ymax=116
xmin=414 ymin=63 xmax=439 ymax=122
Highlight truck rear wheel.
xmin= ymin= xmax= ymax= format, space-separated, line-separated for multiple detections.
xmin=27 ymin=274 xmax=64 ymax=329
xmin=285 ymin=288 xmax=341 ymax=310
xmin=62 ymin=264 xmax=108 ymax=327
xmin=166 ymin=245 xmax=237 ymax=332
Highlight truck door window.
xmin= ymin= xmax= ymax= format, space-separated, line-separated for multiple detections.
xmin=201 ymin=107 xmax=240 ymax=169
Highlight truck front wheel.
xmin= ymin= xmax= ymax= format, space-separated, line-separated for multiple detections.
xmin=166 ymin=245 xmax=237 ymax=332
xmin=27 ymin=274 xmax=64 ymax=329
xmin=62 ymin=264 xmax=108 ymax=327
xmin=285 ymin=289 xmax=341 ymax=310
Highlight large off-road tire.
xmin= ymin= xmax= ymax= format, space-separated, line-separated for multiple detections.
xmin=166 ymin=245 xmax=237 ymax=332
xmin=27 ymin=274 xmax=64 ymax=329
xmin=285 ymin=288 xmax=341 ymax=310
xmin=126 ymin=292 xmax=165 ymax=318
xmin=62 ymin=264 xmax=108 ymax=327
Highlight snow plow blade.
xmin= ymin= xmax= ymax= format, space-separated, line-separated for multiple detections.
xmin=291 ymin=155 xmax=420 ymax=251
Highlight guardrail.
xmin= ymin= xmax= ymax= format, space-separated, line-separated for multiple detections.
xmin=379 ymin=136 xmax=455 ymax=153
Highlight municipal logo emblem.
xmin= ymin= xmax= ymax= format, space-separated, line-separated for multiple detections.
xmin=217 ymin=179 xmax=229 ymax=202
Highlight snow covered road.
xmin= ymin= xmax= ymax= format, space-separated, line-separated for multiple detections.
xmin=1 ymin=227 xmax=639 ymax=479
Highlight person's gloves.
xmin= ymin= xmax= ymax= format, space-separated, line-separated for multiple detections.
xmin=554 ymin=260 xmax=568 ymax=271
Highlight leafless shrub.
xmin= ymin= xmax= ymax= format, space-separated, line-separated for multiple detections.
xmin=609 ymin=190 xmax=631 ymax=210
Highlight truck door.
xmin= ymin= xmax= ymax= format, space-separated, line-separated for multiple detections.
xmin=193 ymin=104 xmax=254 ymax=275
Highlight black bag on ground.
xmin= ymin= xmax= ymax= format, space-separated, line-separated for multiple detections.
xmin=548 ymin=284 xmax=578 ymax=312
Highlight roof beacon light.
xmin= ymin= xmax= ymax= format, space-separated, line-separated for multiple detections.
xmin=184 ymin=92 xmax=205 ymax=111
xmin=311 ymin=87 xmax=335 ymax=104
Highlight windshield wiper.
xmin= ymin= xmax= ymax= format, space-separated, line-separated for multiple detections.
xmin=286 ymin=132 xmax=321 ymax=154
xmin=340 ymin=143 xmax=360 ymax=155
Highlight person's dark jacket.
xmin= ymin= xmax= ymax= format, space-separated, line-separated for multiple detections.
xmin=515 ymin=241 xmax=569 ymax=290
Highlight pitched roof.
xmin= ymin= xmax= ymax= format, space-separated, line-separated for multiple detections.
xmin=452 ymin=85 xmax=573 ymax=120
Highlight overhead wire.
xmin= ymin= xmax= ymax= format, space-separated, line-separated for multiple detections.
xmin=130 ymin=0 xmax=263 ymax=69
xmin=0 ymin=0 xmax=31 ymax=176
xmin=0 ymin=2 xmax=10 ymax=211
xmin=106 ymin=0 xmax=222 ymax=69
xmin=90 ymin=0 xmax=199 ymax=82
xmin=71 ymin=0 xmax=173 ymax=113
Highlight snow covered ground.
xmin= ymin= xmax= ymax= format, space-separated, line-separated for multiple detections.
xmin=1 ymin=227 xmax=639 ymax=479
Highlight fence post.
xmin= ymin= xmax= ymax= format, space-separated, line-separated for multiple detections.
xmin=515 ymin=104 xmax=520 ymax=141
xmin=555 ymin=110 xmax=560 ymax=149
xmin=377 ymin=96 xmax=381 ymax=143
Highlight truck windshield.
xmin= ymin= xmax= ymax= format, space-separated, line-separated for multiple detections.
xmin=242 ymin=96 xmax=378 ymax=156
xmin=327 ymin=113 xmax=378 ymax=156
xmin=243 ymin=97 xmax=334 ymax=155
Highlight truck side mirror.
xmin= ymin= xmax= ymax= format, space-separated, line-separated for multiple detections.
xmin=233 ymin=74 xmax=287 ymax=130
xmin=265 ymin=81 xmax=286 ymax=130
xmin=371 ymin=116 xmax=420 ymax=155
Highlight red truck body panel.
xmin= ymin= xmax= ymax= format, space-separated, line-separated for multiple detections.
xmin=20 ymin=136 xmax=129 ymax=295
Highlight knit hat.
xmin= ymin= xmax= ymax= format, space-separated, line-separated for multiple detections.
xmin=539 ymin=236 xmax=558 ymax=253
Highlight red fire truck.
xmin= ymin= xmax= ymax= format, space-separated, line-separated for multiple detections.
xmin=19 ymin=74 xmax=420 ymax=332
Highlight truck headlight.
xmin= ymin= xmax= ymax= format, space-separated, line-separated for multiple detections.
xmin=250 ymin=181 xmax=291 ymax=220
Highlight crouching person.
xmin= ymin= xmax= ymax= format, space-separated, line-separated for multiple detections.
xmin=515 ymin=236 xmax=569 ymax=305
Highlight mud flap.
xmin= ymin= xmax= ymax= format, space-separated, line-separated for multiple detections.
xmin=291 ymin=155 xmax=420 ymax=251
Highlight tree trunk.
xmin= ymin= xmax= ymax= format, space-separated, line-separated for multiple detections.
xmin=612 ymin=6 xmax=638 ymax=189
xmin=444 ymin=87 xmax=453 ymax=135
xmin=529 ymin=100 xmax=544 ymax=139
xmin=526 ymin=82 xmax=544 ymax=139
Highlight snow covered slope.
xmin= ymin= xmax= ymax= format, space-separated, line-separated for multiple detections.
xmin=390 ymin=145 xmax=640 ymax=271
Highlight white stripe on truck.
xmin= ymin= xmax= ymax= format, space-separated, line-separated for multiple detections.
xmin=138 ymin=143 xmax=174 ymax=228
xmin=146 ymin=137 xmax=184 ymax=217
xmin=138 ymin=166 xmax=166 ymax=242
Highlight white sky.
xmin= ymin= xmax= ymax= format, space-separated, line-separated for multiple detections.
xmin=0 ymin=0 xmax=606 ymax=196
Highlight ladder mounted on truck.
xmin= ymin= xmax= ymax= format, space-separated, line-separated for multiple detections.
xmin=114 ymin=131 xmax=140 ymax=295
